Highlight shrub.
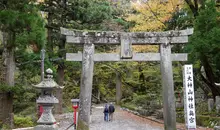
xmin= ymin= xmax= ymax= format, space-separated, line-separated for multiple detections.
xmin=176 ymin=112 xmax=220 ymax=128
xmin=176 ymin=111 xmax=184 ymax=123
xmin=196 ymin=115 xmax=220 ymax=128
xmin=14 ymin=115 xmax=34 ymax=128
xmin=196 ymin=101 xmax=208 ymax=114
xmin=121 ymin=103 xmax=136 ymax=111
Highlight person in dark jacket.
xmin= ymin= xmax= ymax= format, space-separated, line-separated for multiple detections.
xmin=103 ymin=104 xmax=109 ymax=121
xmin=108 ymin=103 xmax=115 ymax=121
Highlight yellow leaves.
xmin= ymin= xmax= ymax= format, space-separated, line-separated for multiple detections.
xmin=126 ymin=0 xmax=184 ymax=31
xmin=132 ymin=45 xmax=158 ymax=53
xmin=125 ymin=0 xmax=185 ymax=54
xmin=37 ymin=0 xmax=44 ymax=2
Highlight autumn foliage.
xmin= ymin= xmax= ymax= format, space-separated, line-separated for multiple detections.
xmin=126 ymin=0 xmax=184 ymax=31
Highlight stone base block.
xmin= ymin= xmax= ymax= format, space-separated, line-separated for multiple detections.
xmin=34 ymin=124 xmax=58 ymax=130
xmin=214 ymin=126 xmax=220 ymax=130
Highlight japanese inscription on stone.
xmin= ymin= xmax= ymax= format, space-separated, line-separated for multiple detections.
xmin=183 ymin=65 xmax=196 ymax=129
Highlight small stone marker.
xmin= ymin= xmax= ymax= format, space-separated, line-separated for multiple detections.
xmin=216 ymin=96 xmax=220 ymax=113
xmin=214 ymin=126 xmax=220 ymax=130
xmin=208 ymin=98 xmax=214 ymax=112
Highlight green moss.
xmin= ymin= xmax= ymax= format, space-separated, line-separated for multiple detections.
xmin=77 ymin=119 xmax=89 ymax=130
xmin=164 ymin=125 xmax=177 ymax=130
xmin=176 ymin=108 xmax=184 ymax=112
xmin=176 ymin=112 xmax=184 ymax=123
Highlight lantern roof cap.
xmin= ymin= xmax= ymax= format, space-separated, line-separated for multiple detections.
xmin=33 ymin=68 xmax=64 ymax=89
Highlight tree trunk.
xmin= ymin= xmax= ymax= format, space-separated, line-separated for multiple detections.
xmin=194 ymin=75 xmax=210 ymax=97
xmin=54 ymin=65 xmax=64 ymax=114
xmin=5 ymin=47 xmax=15 ymax=86
xmin=200 ymin=54 xmax=220 ymax=99
xmin=116 ymin=72 xmax=122 ymax=105
xmin=54 ymin=38 xmax=65 ymax=114
xmin=1 ymin=32 xmax=15 ymax=128
xmin=0 ymin=92 xmax=13 ymax=127
xmin=185 ymin=0 xmax=199 ymax=17
xmin=47 ymin=11 xmax=53 ymax=54
xmin=97 ymin=90 xmax=100 ymax=104
xmin=5 ymin=32 xmax=15 ymax=86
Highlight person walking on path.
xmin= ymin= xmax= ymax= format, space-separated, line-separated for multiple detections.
xmin=103 ymin=104 xmax=109 ymax=121
xmin=108 ymin=103 xmax=115 ymax=121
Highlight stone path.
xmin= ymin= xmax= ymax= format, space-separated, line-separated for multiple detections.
xmin=90 ymin=105 xmax=163 ymax=130
xmin=55 ymin=113 xmax=75 ymax=130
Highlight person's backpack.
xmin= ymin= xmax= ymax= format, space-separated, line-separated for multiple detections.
xmin=104 ymin=107 xmax=108 ymax=113
xmin=109 ymin=105 xmax=115 ymax=113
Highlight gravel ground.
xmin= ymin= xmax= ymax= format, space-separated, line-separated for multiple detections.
xmin=90 ymin=105 xmax=163 ymax=130
xmin=55 ymin=113 xmax=75 ymax=130
xmin=55 ymin=104 xmax=213 ymax=130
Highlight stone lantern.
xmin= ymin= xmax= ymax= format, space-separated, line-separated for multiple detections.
xmin=33 ymin=68 xmax=60 ymax=130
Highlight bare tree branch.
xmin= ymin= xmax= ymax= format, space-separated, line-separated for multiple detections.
xmin=145 ymin=2 xmax=166 ymax=26
xmin=185 ymin=0 xmax=198 ymax=17
xmin=194 ymin=0 xmax=198 ymax=10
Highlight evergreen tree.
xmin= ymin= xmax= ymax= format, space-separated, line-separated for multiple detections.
xmin=187 ymin=0 xmax=220 ymax=98
xmin=0 ymin=0 xmax=46 ymax=126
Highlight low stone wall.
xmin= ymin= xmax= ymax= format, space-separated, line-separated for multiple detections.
xmin=137 ymin=109 xmax=154 ymax=117
xmin=121 ymin=107 xmax=164 ymax=124
xmin=122 ymin=106 xmax=220 ymax=129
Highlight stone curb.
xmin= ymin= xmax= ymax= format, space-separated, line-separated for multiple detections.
xmin=12 ymin=127 xmax=34 ymax=130
xmin=120 ymin=107 xmax=164 ymax=124
xmin=214 ymin=126 xmax=220 ymax=130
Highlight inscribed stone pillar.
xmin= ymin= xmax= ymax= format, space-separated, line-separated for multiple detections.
xmin=116 ymin=72 xmax=122 ymax=105
xmin=160 ymin=43 xmax=176 ymax=130
xmin=216 ymin=96 xmax=220 ymax=113
xmin=78 ymin=43 xmax=94 ymax=130
xmin=208 ymin=98 xmax=214 ymax=112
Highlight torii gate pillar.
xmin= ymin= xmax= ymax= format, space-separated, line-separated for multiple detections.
xmin=78 ymin=43 xmax=94 ymax=130
xmin=160 ymin=44 xmax=176 ymax=130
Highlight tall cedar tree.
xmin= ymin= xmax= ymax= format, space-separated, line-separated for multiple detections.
xmin=0 ymin=0 xmax=46 ymax=125
xmin=187 ymin=1 xmax=220 ymax=99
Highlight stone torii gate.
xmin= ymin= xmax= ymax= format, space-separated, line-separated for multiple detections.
xmin=61 ymin=27 xmax=193 ymax=130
